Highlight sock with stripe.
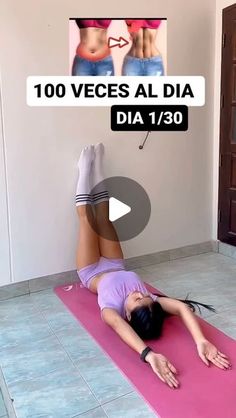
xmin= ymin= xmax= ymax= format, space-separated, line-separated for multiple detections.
xmin=92 ymin=143 xmax=109 ymax=204
xmin=75 ymin=145 xmax=94 ymax=206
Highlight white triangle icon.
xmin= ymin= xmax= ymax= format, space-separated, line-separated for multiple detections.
xmin=109 ymin=197 xmax=131 ymax=222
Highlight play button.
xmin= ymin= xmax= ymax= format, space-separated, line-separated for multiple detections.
xmin=88 ymin=176 xmax=151 ymax=241
xmin=109 ymin=197 xmax=131 ymax=222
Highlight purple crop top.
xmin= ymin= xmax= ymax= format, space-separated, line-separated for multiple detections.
xmin=97 ymin=270 xmax=158 ymax=319
xmin=75 ymin=19 xmax=111 ymax=29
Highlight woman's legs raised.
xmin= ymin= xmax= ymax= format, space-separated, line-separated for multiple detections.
xmin=76 ymin=146 xmax=100 ymax=269
xmin=95 ymin=201 xmax=124 ymax=259
xmin=92 ymin=143 xmax=123 ymax=259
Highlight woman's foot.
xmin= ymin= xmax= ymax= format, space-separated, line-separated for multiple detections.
xmin=91 ymin=142 xmax=109 ymax=204
xmin=93 ymin=142 xmax=104 ymax=183
xmin=76 ymin=145 xmax=95 ymax=206
xmin=78 ymin=145 xmax=95 ymax=173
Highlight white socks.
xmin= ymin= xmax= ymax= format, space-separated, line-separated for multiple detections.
xmin=92 ymin=143 xmax=109 ymax=205
xmin=75 ymin=143 xmax=109 ymax=207
xmin=75 ymin=145 xmax=94 ymax=206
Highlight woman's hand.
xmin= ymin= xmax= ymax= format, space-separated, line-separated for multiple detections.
xmin=197 ymin=339 xmax=231 ymax=369
xmin=145 ymin=351 xmax=179 ymax=388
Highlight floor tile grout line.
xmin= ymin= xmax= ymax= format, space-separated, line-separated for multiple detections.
xmin=0 ymin=390 xmax=8 ymax=418
xmin=72 ymin=390 xmax=136 ymax=418
xmin=0 ymin=292 xmax=31 ymax=303
xmin=0 ymin=366 xmax=17 ymax=418
xmin=1 ymin=304 xmax=79 ymax=392
xmin=39 ymin=307 xmax=139 ymax=412
xmin=56 ymin=331 xmax=137 ymax=406
xmin=99 ymin=390 xmax=134 ymax=408
xmin=72 ymin=404 xmax=109 ymax=418
xmin=1 ymin=362 xmax=87 ymax=387
xmin=0 ymin=297 xmax=66 ymax=390
xmin=101 ymin=405 xmax=109 ymax=418
xmin=72 ymin=390 xmax=137 ymax=418
xmin=1 ymin=326 xmax=102 ymax=417
xmin=0 ymin=299 xmax=90 ymax=400
xmin=39 ymin=308 xmax=106 ymax=410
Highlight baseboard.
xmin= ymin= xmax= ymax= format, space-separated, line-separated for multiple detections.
xmin=218 ymin=241 xmax=236 ymax=260
xmin=0 ymin=240 xmax=218 ymax=301
xmin=125 ymin=240 xmax=218 ymax=269
xmin=0 ymin=270 xmax=79 ymax=301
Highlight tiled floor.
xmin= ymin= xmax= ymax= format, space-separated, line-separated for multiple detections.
xmin=0 ymin=252 xmax=236 ymax=417
xmin=0 ymin=389 xmax=8 ymax=418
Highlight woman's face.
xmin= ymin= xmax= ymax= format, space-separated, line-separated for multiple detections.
xmin=125 ymin=291 xmax=153 ymax=320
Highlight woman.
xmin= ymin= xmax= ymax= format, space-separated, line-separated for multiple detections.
xmin=122 ymin=19 xmax=165 ymax=76
xmin=72 ymin=19 xmax=114 ymax=76
xmin=75 ymin=143 xmax=231 ymax=389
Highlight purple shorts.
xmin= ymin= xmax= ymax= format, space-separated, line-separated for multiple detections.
xmin=77 ymin=257 xmax=126 ymax=289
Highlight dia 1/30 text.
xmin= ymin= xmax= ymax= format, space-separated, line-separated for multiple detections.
xmin=117 ymin=111 xmax=184 ymax=125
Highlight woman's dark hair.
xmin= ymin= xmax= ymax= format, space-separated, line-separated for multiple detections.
xmin=129 ymin=301 xmax=166 ymax=340
xmin=128 ymin=293 xmax=216 ymax=340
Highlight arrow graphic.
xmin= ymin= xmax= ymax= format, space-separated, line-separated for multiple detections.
xmin=108 ymin=36 xmax=129 ymax=49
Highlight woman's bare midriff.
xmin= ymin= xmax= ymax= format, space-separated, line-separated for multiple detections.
xmin=76 ymin=27 xmax=111 ymax=61
xmin=127 ymin=28 xmax=160 ymax=59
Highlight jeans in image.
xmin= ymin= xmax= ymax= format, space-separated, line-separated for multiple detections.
xmin=72 ymin=54 xmax=114 ymax=76
xmin=122 ymin=55 xmax=164 ymax=76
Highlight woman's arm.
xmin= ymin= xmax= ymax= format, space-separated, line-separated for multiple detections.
xmin=158 ymin=297 xmax=205 ymax=342
xmin=158 ymin=297 xmax=231 ymax=369
xmin=102 ymin=307 xmax=179 ymax=388
xmin=102 ymin=307 xmax=147 ymax=353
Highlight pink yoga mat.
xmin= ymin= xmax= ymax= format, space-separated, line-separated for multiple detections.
xmin=55 ymin=282 xmax=236 ymax=418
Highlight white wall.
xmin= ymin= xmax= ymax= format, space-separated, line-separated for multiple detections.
xmin=0 ymin=86 xmax=11 ymax=285
xmin=0 ymin=0 xmax=216 ymax=283
xmin=212 ymin=0 xmax=235 ymax=239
